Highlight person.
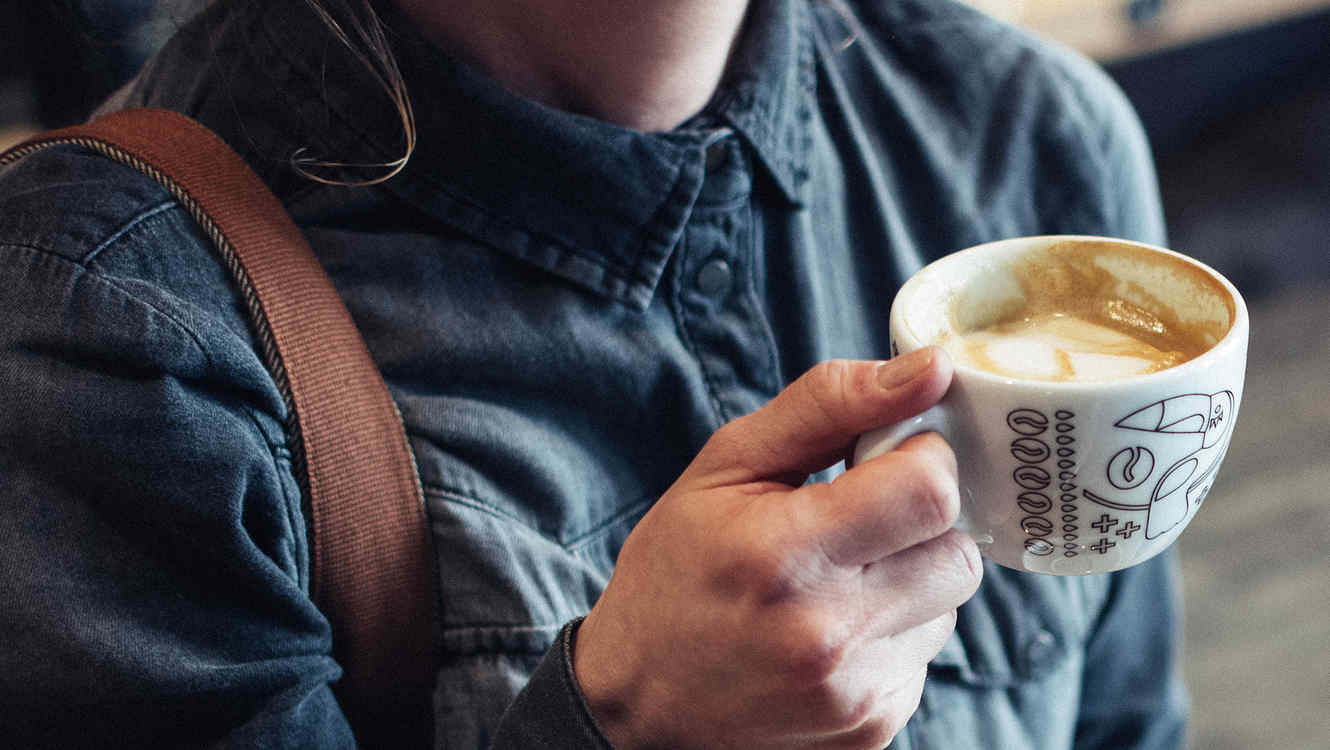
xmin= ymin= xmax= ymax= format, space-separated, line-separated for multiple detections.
xmin=0 ymin=0 xmax=1185 ymax=747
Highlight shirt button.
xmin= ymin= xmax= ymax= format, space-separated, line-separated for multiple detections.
xmin=696 ymin=257 xmax=733 ymax=298
xmin=1024 ymin=628 xmax=1058 ymax=671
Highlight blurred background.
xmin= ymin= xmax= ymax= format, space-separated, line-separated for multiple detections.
xmin=3 ymin=1 xmax=1326 ymax=747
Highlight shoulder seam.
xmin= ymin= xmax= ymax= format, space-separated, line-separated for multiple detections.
xmin=0 ymin=240 xmax=219 ymax=373
xmin=83 ymin=199 xmax=179 ymax=265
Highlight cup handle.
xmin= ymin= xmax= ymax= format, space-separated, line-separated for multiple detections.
xmin=851 ymin=405 xmax=951 ymax=467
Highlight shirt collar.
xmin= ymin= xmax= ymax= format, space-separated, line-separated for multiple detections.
xmin=254 ymin=0 xmax=815 ymax=308
xmin=709 ymin=0 xmax=817 ymax=202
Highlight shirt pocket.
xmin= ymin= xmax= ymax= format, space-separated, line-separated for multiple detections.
xmin=901 ymin=564 xmax=1109 ymax=749
xmin=434 ymin=648 xmax=550 ymax=749
xmin=426 ymin=489 xmax=649 ymax=747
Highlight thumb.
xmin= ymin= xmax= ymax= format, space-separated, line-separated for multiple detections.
xmin=684 ymin=347 xmax=952 ymax=488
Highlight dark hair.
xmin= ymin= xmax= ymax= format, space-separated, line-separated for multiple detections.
xmin=292 ymin=0 xmax=862 ymax=185
xmin=293 ymin=0 xmax=415 ymax=186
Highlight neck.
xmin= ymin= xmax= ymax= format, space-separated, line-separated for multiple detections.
xmin=392 ymin=0 xmax=750 ymax=132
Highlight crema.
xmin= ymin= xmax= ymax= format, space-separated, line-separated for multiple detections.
xmin=936 ymin=242 xmax=1222 ymax=382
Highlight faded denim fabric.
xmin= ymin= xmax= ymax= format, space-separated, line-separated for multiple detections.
xmin=0 ymin=0 xmax=1183 ymax=748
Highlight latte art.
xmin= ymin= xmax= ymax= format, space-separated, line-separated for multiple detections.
xmin=931 ymin=241 xmax=1223 ymax=383
xmin=942 ymin=312 xmax=1193 ymax=381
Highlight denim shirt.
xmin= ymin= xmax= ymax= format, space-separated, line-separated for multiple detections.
xmin=0 ymin=0 xmax=1184 ymax=748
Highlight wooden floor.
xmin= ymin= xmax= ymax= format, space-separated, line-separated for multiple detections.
xmin=1173 ymin=280 xmax=1329 ymax=750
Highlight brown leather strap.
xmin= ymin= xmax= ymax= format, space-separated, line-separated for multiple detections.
xmin=19 ymin=108 xmax=435 ymax=747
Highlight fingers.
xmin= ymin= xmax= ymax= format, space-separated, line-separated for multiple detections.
xmin=755 ymin=611 xmax=957 ymax=748
xmin=781 ymin=428 xmax=980 ymax=634
xmin=796 ymin=431 xmax=961 ymax=569
xmin=684 ymin=348 xmax=952 ymax=489
xmin=859 ymin=528 xmax=983 ymax=635
xmin=799 ymin=663 xmax=928 ymax=750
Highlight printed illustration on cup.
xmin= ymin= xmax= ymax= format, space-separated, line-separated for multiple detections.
xmin=1085 ymin=391 xmax=1236 ymax=540
xmin=1007 ymin=408 xmax=1084 ymax=558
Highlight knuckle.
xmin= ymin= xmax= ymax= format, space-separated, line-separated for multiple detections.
xmin=941 ymin=529 xmax=984 ymax=587
xmin=851 ymin=716 xmax=901 ymax=750
xmin=896 ymin=451 xmax=961 ymax=533
xmin=803 ymin=359 xmax=857 ymax=424
xmin=778 ymin=612 xmax=851 ymax=686
xmin=925 ymin=474 xmax=962 ymax=532
xmin=819 ymin=687 xmax=878 ymax=734
xmin=810 ymin=358 xmax=856 ymax=394
xmin=706 ymin=417 xmax=750 ymax=457
xmin=919 ymin=610 xmax=961 ymax=662
xmin=932 ymin=529 xmax=984 ymax=593
xmin=728 ymin=547 xmax=792 ymax=601
xmin=821 ymin=698 xmax=905 ymax=750
xmin=876 ymin=669 xmax=927 ymax=744
xmin=927 ymin=434 xmax=960 ymax=485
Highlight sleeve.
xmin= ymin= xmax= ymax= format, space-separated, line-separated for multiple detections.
xmin=489 ymin=620 xmax=616 ymax=749
xmin=1079 ymin=49 xmax=1167 ymax=250
xmin=0 ymin=203 xmax=614 ymax=748
xmin=1026 ymin=33 xmax=1168 ymax=249
xmin=0 ymin=239 xmax=356 ymax=747
xmin=1100 ymin=76 xmax=1167 ymax=249
xmin=1073 ymin=551 xmax=1188 ymax=750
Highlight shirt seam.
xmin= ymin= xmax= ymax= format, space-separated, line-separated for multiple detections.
xmin=82 ymin=199 xmax=178 ymax=266
xmin=256 ymin=11 xmax=687 ymax=307
xmin=243 ymin=406 xmax=307 ymax=590
xmin=736 ymin=196 xmax=784 ymax=396
xmin=668 ymin=235 xmax=731 ymax=425
xmin=423 ymin=482 xmax=655 ymax=552
xmin=0 ymin=241 xmax=219 ymax=373
xmin=3 ymin=240 xmax=305 ymax=589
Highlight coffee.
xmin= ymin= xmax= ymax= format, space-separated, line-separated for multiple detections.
xmin=943 ymin=312 xmax=1192 ymax=380
xmin=936 ymin=241 xmax=1225 ymax=382
xmin=866 ymin=235 xmax=1247 ymax=574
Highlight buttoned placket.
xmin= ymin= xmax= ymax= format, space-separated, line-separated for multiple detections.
xmin=670 ymin=130 xmax=781 ymax=425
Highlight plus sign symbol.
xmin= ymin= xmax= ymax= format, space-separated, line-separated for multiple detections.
xmin=1091 ymin=514 xmax=1119 ymax=534
xmin=1089 ymin=538 xmax=1117 ymax=555
xmin=1116 ymin=520 xmax=1141 ymax=539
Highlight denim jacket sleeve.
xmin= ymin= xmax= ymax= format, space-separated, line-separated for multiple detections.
xmin=0 ymin=147 xmax=598 ymax=748
xmin=0 ymin=146 xmax=350 ymax=746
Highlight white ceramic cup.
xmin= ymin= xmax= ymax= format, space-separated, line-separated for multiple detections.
xmin=854 ymin=236 xmax=1248 ymax=575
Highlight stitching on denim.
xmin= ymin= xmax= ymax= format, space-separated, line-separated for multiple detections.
xmin=241 ymin=406 xmax=286 ymax=453
xmin=668 ymin=234 xmax=730 ymax=425
xmin=423 ymin=482 xmax=654 ymax=553
xmin=441 ymin=623 xmax=564 ymax=643
xmin=562 ymin=496 xmax=654 ymax=552
xmin=422 ymin=482 xmax=533 ymax=528
xmin=0 ymin=242 xmax=218 ymax=373
xmin=735 ymin=187 xmax=784 ymax=397
xmin=242 ymin=405 xmax=309 ymax=588
xmin=82 ymin=199 xmax=177 ymax=266
xmin=446 ymin=623 xmax=563 ymax=635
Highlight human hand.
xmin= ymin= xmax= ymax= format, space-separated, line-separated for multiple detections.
xmin=573 ymin=347 xmax=982 ymax=749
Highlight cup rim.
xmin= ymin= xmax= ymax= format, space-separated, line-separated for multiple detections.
xmin=890 ymin=235 xmax=1249 ymax=391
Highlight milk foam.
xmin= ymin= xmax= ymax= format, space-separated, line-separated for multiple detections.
xmin=942 ymin=312 xmax=1190 ymax=382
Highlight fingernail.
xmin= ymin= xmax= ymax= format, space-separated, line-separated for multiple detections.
xmin=877 ymin=347 xmax=933 ymax=390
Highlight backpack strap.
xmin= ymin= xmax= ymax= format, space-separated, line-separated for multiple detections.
xmin=10 ymin=108 xmax=436 ymax=747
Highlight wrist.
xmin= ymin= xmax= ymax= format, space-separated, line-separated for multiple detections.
xmin=570 ymin=612 xmax=665 ymax=749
